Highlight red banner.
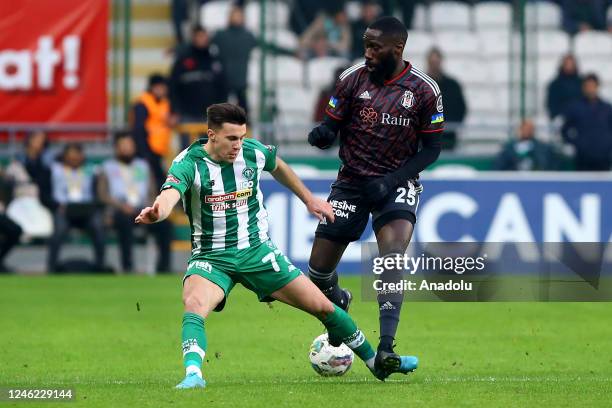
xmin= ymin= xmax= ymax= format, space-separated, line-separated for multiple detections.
xmin=0 ymin=0 xmax=108 ymax=124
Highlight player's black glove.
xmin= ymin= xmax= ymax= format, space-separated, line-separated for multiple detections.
xmin=308 ymin=123 xmax=337 ymax=149
xmin=362 ymin=176 xmax=397 ymax=208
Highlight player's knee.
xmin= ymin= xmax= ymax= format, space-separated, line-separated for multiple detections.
xmin=183 ymin=293 xmax=205 ymax=314
xmin=311 ymin=298 xmax=336 ymax=317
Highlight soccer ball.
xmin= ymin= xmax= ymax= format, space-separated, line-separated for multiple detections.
xmin=309 ymin=333 xmax=354 ymax=376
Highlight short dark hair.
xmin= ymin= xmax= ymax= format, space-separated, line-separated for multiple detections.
xmin=147 ymin=73 xmax=167 ymax=89
xmin=367 ymin=16 xmax=407 ymax=45
xmin=207 ymin=103 xmax=247 ymax=130
xmin=113 ymin=130 xmax=133 ymax=145
xmin=428 ymin=47 xmax=443 ymax=59
xmin=60 ymin=142 xmax=83 ymax=161
xmin=192 ymin=25 xmax=206 ymax=35
xmin=584 ymin=73 xmax=599 ymax=85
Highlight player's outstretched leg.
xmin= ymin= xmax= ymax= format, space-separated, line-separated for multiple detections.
xmin=308 ymin=238 xmax=352 ymax=311
xmin=272 ymin=275 xmax=389 ymax=380
xmin=176 ymin=275 xmax=224 ymax=389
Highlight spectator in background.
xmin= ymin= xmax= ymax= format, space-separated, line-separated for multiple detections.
xmin=313 ymin=66 xmax=347 ymax=122
xmin=300 ymin=5 xmax=351 ymax=59
xmin=426 ymin=47 xmax=467 ymax=150
xmin=98 ymin=133 xmax=172 ymax=273
xmin=561 ymin=0 xmax=608 ymax=34
xmin=562 ymin=73 xmax=612 ymax=170
xmin=378 ymin=0 xmax=419 ymax=30
xmin=290 ymin=0 xmax=329 ymax=35
xmin=212 ymin=6 xmax=257 ymax=116
xmin=171 ymin=0 xmax=191 ymax=49
xmin=4 ymin=131 xmax=56 ymax=211
xmin=350 ymin=0 xmax=381 ymax=60
xmin=170 ymin=26 xmax=227 ymax=132
xmin=0 ymin=172 xmax=22 ymax=273
xmin=48 ymin=143 xmax=106 ymax=273
xmin=546 ymin=54 xmax=583 ymax=120
xmin=132 ymin=74 xmax=175 ymax=188
xmin=494 ymin=119 xmax=559 ymax=171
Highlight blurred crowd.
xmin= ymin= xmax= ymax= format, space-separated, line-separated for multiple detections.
xmin=0 ymin=128 xmax=172 ymax=274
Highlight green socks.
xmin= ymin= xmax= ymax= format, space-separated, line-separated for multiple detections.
xmin=181 ymin=312 xmax=207 ymax=378
xmin=319 ymin=305 xmax=376 ymax=369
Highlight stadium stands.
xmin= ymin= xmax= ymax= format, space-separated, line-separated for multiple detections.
xmin=111 ymin=0 xmax=612 ymax=149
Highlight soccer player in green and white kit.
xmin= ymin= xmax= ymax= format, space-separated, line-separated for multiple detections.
xmin=136 ymin=103 xmax=387 ymax=389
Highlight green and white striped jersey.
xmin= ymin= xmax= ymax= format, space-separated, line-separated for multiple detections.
xmin=161 ymin=138 xmax=277 ymax=257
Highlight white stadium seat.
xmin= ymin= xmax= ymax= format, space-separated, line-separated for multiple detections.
xmin=275 ymin=86 xmax=319 ymax=118
xmin=404 ymin=31 xmax=435 ymax=59
xmin=444 ymin=57 xmax=490 ymax=85
xmin=248 ymin=55 xmax=305 ymax=87
xmin=525 ymin=0 xmax=562 ymax=30
xmin=463 ymin=111 xmax=511 ymax=142
xmin=434 ymin=32 xmax=480 ymax=56
xmin=430 ymin=1 xmax=471 ymax=31
xmin=487 ymin=59 xmax=511 ymax=85
xmin=465 ymin=86 xmax=510 ymax=113
xmin=346 ymin=1 xmax=362 ymax=22
xmin=271 ymin=29 xmax=299 ymax=52
xmin=532 ymin=30 xmax=570 ymax=58
xmin=536 ymin=57 xmax=560 ymax=87
xmin=574 ymin=32 xmax=612 ymax=58
xmin=578 ymin=58 xmax=612 ymax=83
xmin=307 ymin=57 xmax=350 ymax=90
xmin=200 ymin=1 xmax=232 ymax=33
xmin=474 ymin=2 xmax=512 ymax=31
xmin=245 ymin=0 xmax=290 ymax=34
xmin=601 ymin=84 xmax=612 ymax=102
xmin=478 ymin=30 xmax=512 ymax=58
xmin=273 ymin=56 xmax=305 ymax=86
xmin=412 ymin=4 xmax=429 ymax=31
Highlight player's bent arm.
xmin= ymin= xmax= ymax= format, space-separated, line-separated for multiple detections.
xmin=363 ymin=132 xmax=442 ymax=206
xmin=135 ymin=188 xmax=180 ymax=224
xmin=270 ymin=158 xmax=335 ymax=223
xmin=307 ymin=116 xmax=341 ymax=149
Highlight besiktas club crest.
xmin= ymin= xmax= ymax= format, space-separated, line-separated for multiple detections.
xmin=401 ymin=90 xmax=414 ymax=109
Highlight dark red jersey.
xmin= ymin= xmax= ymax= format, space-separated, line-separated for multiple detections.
xmin=325 ymin=61 xmax=445 ymax=183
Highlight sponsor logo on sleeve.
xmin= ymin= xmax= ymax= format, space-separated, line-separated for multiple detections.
xmin=431 ymin=113 xmax=444 ymax=124
xmin=165 ymin=174 xmax=180 ymax=184
xmin=436 ymin=95 xmax=444 ymax=112
xmin=328 ymin=96 xmax=338 ymax=108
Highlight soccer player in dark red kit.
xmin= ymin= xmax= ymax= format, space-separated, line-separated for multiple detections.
xmin=307 ymin=16 xmax=444 ymax=380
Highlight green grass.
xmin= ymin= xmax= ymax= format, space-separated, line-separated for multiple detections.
xmin=1 ymin=276 xmax=611 ymax=407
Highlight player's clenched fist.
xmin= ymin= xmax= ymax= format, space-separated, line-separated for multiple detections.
xmin=308 ymin=123 xmax=337 ymax=149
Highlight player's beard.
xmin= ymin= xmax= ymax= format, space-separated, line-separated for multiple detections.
xmin=117 ymin=154 xmax=134 ymax=164
xmin=369 ymin=52 xmax=397 ymax=86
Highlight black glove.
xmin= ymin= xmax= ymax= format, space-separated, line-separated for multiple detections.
xmin=362 ymin=176 xmax=397 ymax=208
xmin=308 ymin=123 xmax=337 ymax=149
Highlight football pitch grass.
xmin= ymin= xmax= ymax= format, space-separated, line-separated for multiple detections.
xmin=1 ymin=275 xmax=611 ymax=407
